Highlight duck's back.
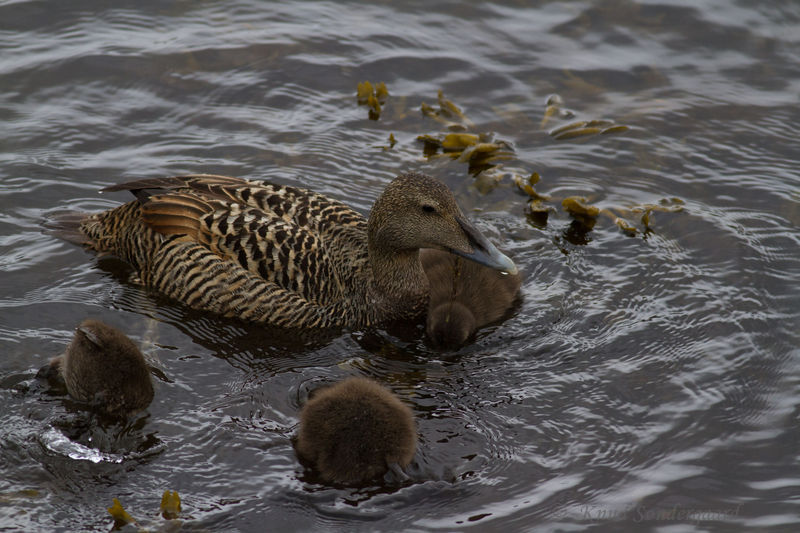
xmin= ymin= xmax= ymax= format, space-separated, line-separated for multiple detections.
xmin=82 ymin=175 xmax=372 ymax=327
xmin=421 ymin=248 xmax=521 ymax=345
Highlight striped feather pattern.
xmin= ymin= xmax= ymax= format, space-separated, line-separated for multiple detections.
xmin=83 ymin=175 xmax=375 ymax=328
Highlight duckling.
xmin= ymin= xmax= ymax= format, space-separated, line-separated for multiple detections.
xmin=420 ymin=248 xmax=521 ymax=348
xmin=45 ymin=319 xmax=153 ymax=416
xmin=295 ymin=377 xmax=416 ymax=485
xmin=51 ymin=172 xmax=516 ymax=329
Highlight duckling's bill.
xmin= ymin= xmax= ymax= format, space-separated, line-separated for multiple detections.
xmin=452 ymin=217 xmax=518 ymax=275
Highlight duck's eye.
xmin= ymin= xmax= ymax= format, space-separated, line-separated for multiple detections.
xmin=421 ymin=204 xmax=436 ymax=214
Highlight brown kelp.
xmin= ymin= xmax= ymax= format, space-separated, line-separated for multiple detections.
xmin=357 ymin=81 xmax=389 ymax=120
xmin=107 ymin=490 xmax=182 ymax=530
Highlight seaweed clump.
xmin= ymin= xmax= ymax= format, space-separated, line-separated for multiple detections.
xmin=541 ymin=94 xmax=630 ymax=140
xmin=417 ymin=131 xmax=515 ymax=176
xmin=409 ymin=89 xmax=679 ymax=239
xmin=417 ymin=90 xmax=515 ymax=191
xmin=357 ymin=81 xmax=389 ymax=120
xmin=550 ymin=119 xmax=629 ymax=140
xmin=555 ymin=195 xmax=684 ymax=236
xmin=107 ymin=490 xmax=182 ymax=530
xmin=513 ymin=171 xmax=553 ymax=228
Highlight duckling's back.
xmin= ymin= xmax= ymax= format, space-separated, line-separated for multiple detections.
xmin=296 ymin=377 xmax=416 ymax=485
xmin=60 ymin=319 xmax=153 ymax=416
xmin=421 ymin=248 xmax=521 ymax=347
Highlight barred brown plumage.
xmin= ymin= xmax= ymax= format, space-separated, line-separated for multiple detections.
xmin=62 ymin=172 xmax=517 ymax=329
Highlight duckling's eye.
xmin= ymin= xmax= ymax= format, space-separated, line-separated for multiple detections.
xmin=421 ymin=204 xmax=436 ymax=214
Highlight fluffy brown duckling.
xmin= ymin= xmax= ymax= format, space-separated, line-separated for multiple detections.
xmin=295 ymin=377 xmax=417 ymax=485
xmin=421 ymin=248 xmax=521 ymax=348
xmin=51 ymin=172 xmax=517 ymax=329
xmin=44 ymin=319 xmax=154 ymax=416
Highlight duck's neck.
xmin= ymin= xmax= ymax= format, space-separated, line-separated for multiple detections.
xmin=368 ymin=245 xmax=430 ymax=320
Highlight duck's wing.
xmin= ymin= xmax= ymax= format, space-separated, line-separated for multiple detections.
xmin=143 ymin=237 xmax=345 ymax=328
xmin=105 ymin=174 xmax=366 ymax=237
xmin=102 ymin=174 xmax=244 ymax=203
xmin=126 ymin=175 xmax=366 ymax=304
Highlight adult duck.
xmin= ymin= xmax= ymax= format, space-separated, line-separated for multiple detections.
xmin=57 ymin=172 xmax=517 ymax=328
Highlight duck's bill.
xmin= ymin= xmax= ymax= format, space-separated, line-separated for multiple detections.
xmin=452 ymin=217 xmax=519 ymax=275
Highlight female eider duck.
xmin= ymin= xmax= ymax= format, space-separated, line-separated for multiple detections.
xmin=59 ymin=172 xmax=517 ymax=328
xmin=295 ymin=377 xmax=416 ymax=485
xmin=421 ymin=248 xmax=521 ymax=348
xmin=43 ymin=319 xmax=154 ymax=416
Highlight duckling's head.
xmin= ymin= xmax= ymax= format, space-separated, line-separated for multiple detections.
xmin=59 ymin=319 xmax=154 ymax=417
xmin=295 ymin=376 xmax=417 ymax=486
xmin=427 ymin=301 xmax=477 ymax=349
xmin=369 ymin=172 xmax=517 ymax=274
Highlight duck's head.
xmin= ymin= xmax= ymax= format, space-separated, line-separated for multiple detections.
xmin=369 ymin=172 xmax=518 ymax=275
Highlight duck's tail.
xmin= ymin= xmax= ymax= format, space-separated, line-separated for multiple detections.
xmin=44 ymin=211 xmax=90 ymax=246
xmin=47 ymin=201 xmax=157 ymax=271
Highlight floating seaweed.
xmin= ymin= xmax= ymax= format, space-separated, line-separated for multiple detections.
xmin=413 ymin=89 xmax=678 ymax=239
xmin=440 ymin=132 xmax=482 ymax=151
xmin=600 ymin=208 xmax=639 ymax=234
xmin=507 ymin=170 xmax=554 ymax=225
xmin=108 ymin=498 xmax=137 ymax=530
xmin=540 ymin=94 xmax=575 ymax=128
xmin=550 ymin=119 xmax=629 ymax=140
xmin=562 ymin=196 xmax=600 ymax=218
xmin=356 ymin=81 xmax=388 ymax=120
xmin=562 ymin=196 xmax=637 ymax=234
xmin=558 ymin=196 xmax=685 ymax=236
xmin=631 ymin=197 xmax=685 ymax=228
xmin=108 ymin=490 xmax=183 ymax=531
xmin=526 ymin=200 xmax=552 ymax=228
xmin=542 ymin=94 xmax=630 ymax=140
xmin=418 ymin=91 xmax=514 ymax=185
xmin=377 ymin=132 xmax=397 ymax=151
xmin=513 ymin=171 xmax=551 ymax=202
xmin=600 ymin=124 xmax=630 ymax=135
xmin=160 ymin=490 xmax=181 ymax=520
xmin=417 ymin=131 xmax=514 ymax=175
xmin=562 ymin=196 xmax=601 ymax=230
xmin=595 ymin=198 xmax=685 ymax=235
xmin=420 ymin=90 xmax=475 ymax=130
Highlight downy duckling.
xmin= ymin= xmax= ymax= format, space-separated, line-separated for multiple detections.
xmin=44 ymin=319 xmax=153 ymax=416
xmin=421 ymin=248 xmax=521 ymax=348
xmin=295 ymin=376 xmax=416 ymax=485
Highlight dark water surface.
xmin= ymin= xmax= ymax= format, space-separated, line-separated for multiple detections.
xmin=1 ymin=0 xmax=799 ymax=531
